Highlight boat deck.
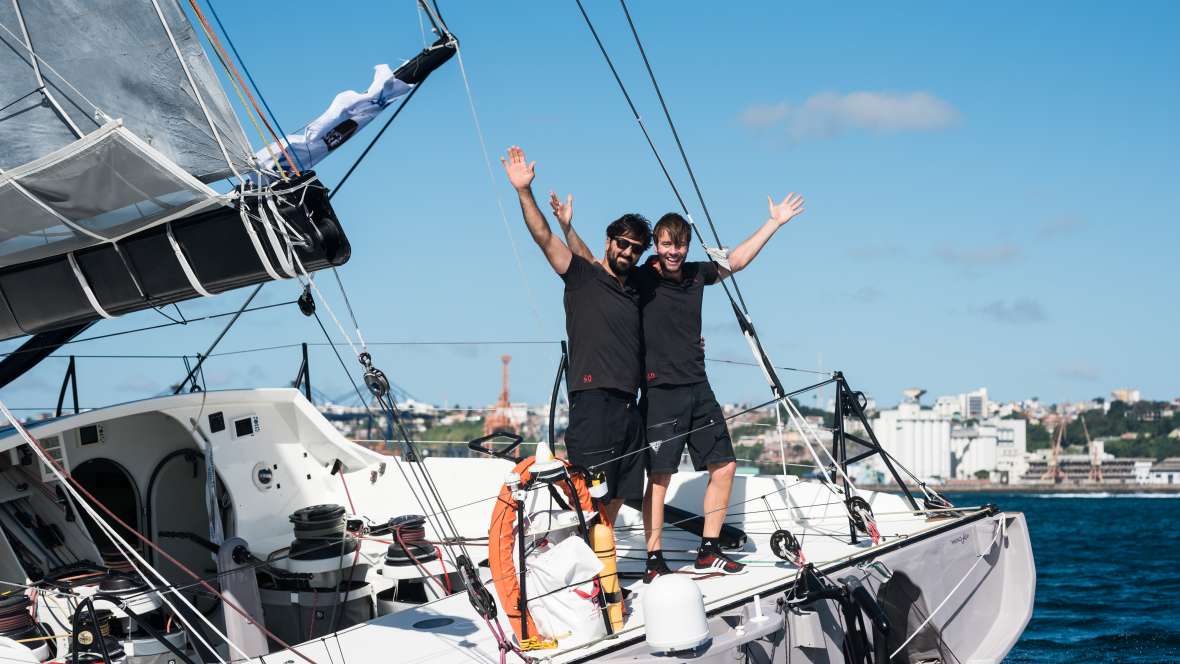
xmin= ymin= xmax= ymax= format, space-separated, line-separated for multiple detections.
xmin=270 ymin=497 xmax=986 ymax=664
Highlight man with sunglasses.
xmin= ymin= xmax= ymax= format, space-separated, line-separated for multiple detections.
xmin=501 ymin=146 xmax=651 ymax=524
xmin=556 ymin=193 xmax=806 ymax=580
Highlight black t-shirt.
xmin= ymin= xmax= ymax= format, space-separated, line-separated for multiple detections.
xmin=560 ymin=255 xmax=642 ymax=395
xmin=633 ymin=261 xmax=720 ymax=387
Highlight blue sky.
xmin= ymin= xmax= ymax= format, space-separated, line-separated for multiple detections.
xmin=2 ymin=1 xmax=1178 ymax=414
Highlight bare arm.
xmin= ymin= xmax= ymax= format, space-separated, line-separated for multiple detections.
xmin=721 ymin=193 xmax=805 ymax=278
xmin=549 ymin=191 xmax=596 ymax=262
xmin=500 ymin=146 xmax=572 ymax=274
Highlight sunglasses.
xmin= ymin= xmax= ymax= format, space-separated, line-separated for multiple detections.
xmin=611 ymin=236 xmax=647 ymax=253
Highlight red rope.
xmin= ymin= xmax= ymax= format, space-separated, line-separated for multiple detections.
xmin=186 ymin=0 xmax=300 ymax=176
xmin=395 ymin=524 xmax=448 ymax=596
xmin=307 ymin=588 xmax=319 ymax=641
xmin=339 ymin=470 xmax=357 ymax=514
xmin=433 ymin=545 xmax=452 ymax=594
xmin=8 ymin=418 xmax=318 ymax=664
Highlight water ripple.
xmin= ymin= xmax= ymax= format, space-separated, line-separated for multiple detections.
xmin=946 ymin=492 xmax=1180 ymax=663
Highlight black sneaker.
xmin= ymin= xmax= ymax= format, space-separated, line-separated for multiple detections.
xmin=643 ymin=561 xmax=672 ymax=584
xmin=693 ymin=549 xmax=746 ymax=575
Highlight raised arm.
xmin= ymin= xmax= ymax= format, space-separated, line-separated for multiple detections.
xmin=722 ymin=193 xmax=805 ymax=278
xmin=501 ymin=146 xmax=572 ymax=274
xmin=549 ymin=191 xmax=596 ymax=262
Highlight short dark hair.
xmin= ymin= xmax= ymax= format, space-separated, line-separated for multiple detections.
xmin=606 ymin=213 xmax=652 ymax=249
xmin=653 ymin=212 xmax=691 ymax=246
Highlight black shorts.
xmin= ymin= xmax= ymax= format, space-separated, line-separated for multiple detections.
xmin=564 ymin=389 xmax=647 ymax=501
xmin=641 ymin=381 xmax=735 ymax=474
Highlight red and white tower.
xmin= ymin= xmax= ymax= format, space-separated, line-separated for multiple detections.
xmin=483 ymin=355 xmax=516 ymax=435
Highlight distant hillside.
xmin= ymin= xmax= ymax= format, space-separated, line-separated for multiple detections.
xmin=730 ymin=399 xmax=832 ymax=441
xmin=1020 ymin=400 xmax=1179 ymax=460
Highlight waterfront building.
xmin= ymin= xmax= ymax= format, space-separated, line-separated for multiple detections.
xmin=949 ymin=418 xmax=1027 ymax=482
xmin=872 ymin=391 xmax=952 ymax=480
xmin=1111 ymin=388 xmax=1141 ymax=404
xmin=932 ymin=388 xmax=991 ymax=420
xmin=1021 ymin=451 xmax=1153 ymax=484
xmin=1146 ymin=458 xmax=1180 ymax=485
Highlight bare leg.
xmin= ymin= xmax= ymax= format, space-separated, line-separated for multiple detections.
xmin=602 ymin=498 xmax=624 ymax=525
xmin=702 ymin=461 xmax=737 ymax=538
xmin=642 ymin=473 xmax=672 ymax=551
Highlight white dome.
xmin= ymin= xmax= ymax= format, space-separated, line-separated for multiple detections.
xmin=642 ymin=574 xmax=710 ymax=653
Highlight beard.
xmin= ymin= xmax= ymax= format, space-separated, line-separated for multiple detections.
xmin=608 ymin=252 xmax=635 ymax=275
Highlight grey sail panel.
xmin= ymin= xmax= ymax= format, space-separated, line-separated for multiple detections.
xmin=0 ymin=3 xmax=79 ymax=169
xmin=0 ymin=0 xmax=252 ymax=182
xmin=0 ymin=122 xmax=223 ymax=268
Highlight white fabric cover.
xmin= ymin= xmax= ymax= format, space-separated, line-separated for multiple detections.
xmin=253 ymin=64 xmax=412 ymax=178
xmin=524 ymin=534 xmax=606 ymax=642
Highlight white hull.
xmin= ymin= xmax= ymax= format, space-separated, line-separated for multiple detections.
xmin=0 ymin=388 xmax=1034 ymax=663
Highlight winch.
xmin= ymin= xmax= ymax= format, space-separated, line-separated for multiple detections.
xmin=258 ymin=504 xmax=374 ymax=644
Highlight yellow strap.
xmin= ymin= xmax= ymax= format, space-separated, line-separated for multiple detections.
xmin=519 ymin=636 xmax=558 ymax=651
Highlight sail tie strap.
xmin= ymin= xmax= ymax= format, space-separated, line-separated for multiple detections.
xmin=257 ymin=193 xmax=297 ymax=277
xmin=166 ymin=223 xmax=214 ymax=297
xmin=235 ymin=189 xmax=284 ymax=280
xmin=66 ymin=253 xmax=114 ymax=319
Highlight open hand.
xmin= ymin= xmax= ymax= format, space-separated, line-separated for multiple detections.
xmin=549 ymin=191 xmax=574 ymax=228
xmin=500 ymin=146 xmax=536 ymax=190
xmin=768 ymin=193 xmax=805 ymax=226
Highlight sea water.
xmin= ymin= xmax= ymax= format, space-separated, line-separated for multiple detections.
xmin=945 ymin=492 xmax=1180 ymax=663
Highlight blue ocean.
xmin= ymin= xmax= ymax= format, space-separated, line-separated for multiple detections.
xmin=944 ymin=492 xmax=1180 ymax=663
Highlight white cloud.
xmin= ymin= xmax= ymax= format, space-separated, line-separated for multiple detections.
xmin=850 ymin=286 xmax=883 ymax=304
xmin=1037 ymin=216 xmax=1086 ymax=239
xmin=739 ymin=91 xmax=959 ymax=140
xmin=845 ymin=243 xmax=906 ymax=261
xmin=970 ymin=298 xmax=1046 ymax=325
xmin=935 ymin=242 xmax=1021 ymax=267
xmin=1056 ymin=363 xmax=1101 ymax=382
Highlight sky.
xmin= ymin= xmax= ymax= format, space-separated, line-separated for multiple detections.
xmin=2 ymin=0 xmax=1178 ymax=415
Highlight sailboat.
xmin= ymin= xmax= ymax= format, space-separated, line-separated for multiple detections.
xmin=0 ymin=2 xmax=1035 ymax=663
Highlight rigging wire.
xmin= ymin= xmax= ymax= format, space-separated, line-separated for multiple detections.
xmin=706 ymin=357 xmax=832 ymax=377
xmin=0 ymin=300 xmax=297 ymax=358
xmin=571 ymin=0 xmax=749 ymax=335
xmin=308 ymin=308 xmax=468 ymax=568
xmin=616 ymin=0 xmax=750 ymax=313
xmin=172 ymin=284 xmax=263 ymax=394
xmin=186 ymin=0 xmax=290 ymax=179
xmin=0 ymin=86 xmax=42 ymax=115
xmin=0 ymin=20 xmax=106 ymax=120
xmin=572 ymin=1 xmax=925 ymax=504
xmin=328 ymin=83 xmax=423 ymax=201
xmin=0 ymin=400 xmax=320 ymax=664
xmin=449 ymin=33 xmax=547 ymax=330
xmin=204 ymin=0 xmax=305 ymax=171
